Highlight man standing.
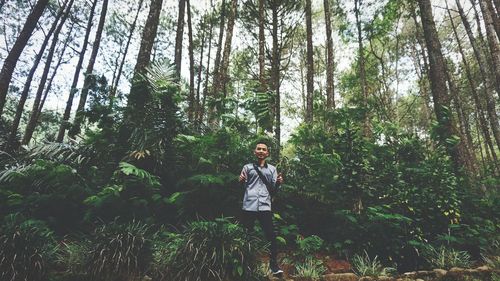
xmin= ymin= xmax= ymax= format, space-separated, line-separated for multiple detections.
xmin=239 ymin=141 xmax=284 ymax=275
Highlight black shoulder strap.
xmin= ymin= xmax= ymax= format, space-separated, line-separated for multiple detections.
xmin=253 ymin=164 xmax=276 ymax=196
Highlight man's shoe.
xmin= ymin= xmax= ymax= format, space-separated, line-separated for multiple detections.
xmin=270 ymin=264 xmax=283 ymax=276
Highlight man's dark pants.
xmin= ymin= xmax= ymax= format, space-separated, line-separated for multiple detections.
xmin=240 ymin=210 xmax=278 ymax=266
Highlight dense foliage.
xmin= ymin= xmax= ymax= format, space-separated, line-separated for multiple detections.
xmin=0 ymin=0 xmax=499 ymax=279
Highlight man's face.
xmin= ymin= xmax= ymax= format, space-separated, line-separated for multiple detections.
xmin=254 ymin=143 xmax=269 ymax=159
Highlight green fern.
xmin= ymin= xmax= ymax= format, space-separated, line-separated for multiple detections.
xmin=142 ymin=60 xmax=177 ymax=93
xmin=116 ymin=162 xmax=160 ymax=186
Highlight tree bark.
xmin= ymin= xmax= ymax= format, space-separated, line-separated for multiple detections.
xmin=417 ymin=0 xmax=472 ymax=174
xmin=410 ymin=5 xmax=433 ymax=131
xmin=272 ymin=0 xmax=280 ymax=158
xmin=125 ymin=0 xmax=163 ymax=123
xmin=324 ymin=0 xmax=335 ymax=110
xmin=200 ymin=0 xmax=215 ymax=126
xmin=305 ymin=0 xmax=314 ymax=123
xmin=210 ymin=0 xmax=237 ymax=126
xmin=187 ymin=0 xmax=195 ymax=122
xmin=6 ymin=0 xmax=68 ymax=150
xmin=22 ymin=0 xmax=74 ymax=145
xmin=218 ymin=0 xmax=237 ymax=98
xmin=70 ymin=0 xmax=109 ymax=138
xmin=258 ymin=0 xmax=266 ymax=91
xmin=174 ymin=0 xmax=186 ymax=77
xmin=0 ymin=0 xmax=49 ymax=118
xmin=355 ymin=0 xmax=370 ymax=137
xmin=456 ymin=0 xmax=500 ymax=151
xmin=111 ymin=0 xmax=144 ymax=98
xmin=195 ymin=17 xmax=206 ymax=128
xmin=479 ymin=0 xmax=500 ymax=98
xmin=56 ymin=0 xmax=98 ymax=142
xmin=485 ymin=0 xmax=500 ymax=39
xmin=208 ymin=0 xmax=227 ymax=124
xmin=446 ymin=0 xmax=498 ymax=167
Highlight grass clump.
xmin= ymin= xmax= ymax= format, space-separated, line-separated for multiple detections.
xmin=423 ymin=245 xmax=472 ymax=269
xmin=352 ymin=251 xmax=395 ymax=277
xmin=0 ymin=214 xmax=56 ymax=281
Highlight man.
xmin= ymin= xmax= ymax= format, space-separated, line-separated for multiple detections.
xmin=239 ymin=141 xmax=284 ymax=276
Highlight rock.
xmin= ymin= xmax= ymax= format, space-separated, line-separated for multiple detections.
xmin=476 ymin=265 xmax=490 ymax=272
xmin=415 ymin=279 xmax=425 ymax=281
xmin=359 ymin=276 xmax=374 ymax=281
xmin=465 ymin=268 xmax=479 ymax=274
xmin=402 ymin=271 xmax=417 ymax=279
xmin=378 ymin=276 xmax=396 ymax=281
xmin=433 ymin=268 xmax=447 ymax=277
xmin=322 ymin=272 xmax=358 ymax=281
xmin=446 ymin=267 xmax=466 ymax=279
xmin=416 ymin=270 xmax=436 ymax=278
xmin=449 ymin=267 xmax=465 ymax=272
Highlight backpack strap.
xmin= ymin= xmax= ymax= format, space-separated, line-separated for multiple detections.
xmin=253 ymin=164 xmax=277 ymax=196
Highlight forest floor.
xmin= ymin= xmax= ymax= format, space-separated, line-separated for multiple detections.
xmin=258 ymin=253 xmax=498 ymax=281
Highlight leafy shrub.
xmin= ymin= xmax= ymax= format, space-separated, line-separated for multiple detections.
xmin=0 ymin=214 xmax=56 ymax=281
xmin=83 ymin=162 xmax=163 ymax=222
xmin=352 ymin=251 xmax=395 ymax=277
xmin=296 ymin=235 xmax=324 ymax=257
xmin=294 ymin=257 xmax=326 ymax=280
xmin=423 ymin=245 xmax=472 ymax=269
xmin=0 ymin=159 xmax=90 ymax=232
xmin=86 ymin=220 xmax=152 ymax=281
xmin=164 ymin=217 xmax=264 ymax=281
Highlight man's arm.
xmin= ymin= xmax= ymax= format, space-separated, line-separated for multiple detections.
xmin=239 ymin=166 xmax=247 ymax=183
xmin=272 ymin=167 xmax=283 ymax=187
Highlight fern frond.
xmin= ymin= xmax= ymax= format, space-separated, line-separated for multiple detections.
xmin=142 ymin=60 xmax=177 ymax=93
xmin=0 ymin=163 xmax=32 ymax=183
xmin=23 ymin=142 xmax=93 ymax=166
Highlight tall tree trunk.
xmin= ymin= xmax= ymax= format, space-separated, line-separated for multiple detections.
xmin=456 ymin=0 xmax=500 ymax=151
xmin=125 ymin=0 xmax=163 ymax=124
xmin=0 ymin=0 xmax=49 ymax=118
xmin=208 ymin=0 xmax=227 ymax=125
xmin=70 ymin=0 xmax=109 ymax=138
xmin=485 ymin=0 xmax=500 ymax=39
xmin=39 ymin=25 xmax=74 ymax=120
xmin=200 ymin=1 xmax=214 ymax=126
xmin=210 ymin=0 xmax=237 ymax=126
xmin=446 ymin=0 xmax=499 ymax=168
xmin=6 ymin=1 xmax=68 ymax=150
xmin=271 ymin=0 xmax=280 ymax=158
xmin=56 ymin=0 xmax=98 ymax=142
xmin=22 ymin=0 xmax=74 ymax=145
xmin=111 ymin=0 xmax=144 ymax=98
xmin=218 ymin=0 xmax=237 ymax=98
xmin=410 ymin=5 xmax=433 ymax=130
xmin=174 ymin=0 xmax=186 ymax=77
xmin=493 ymin=0 xmax=500 ymax=15
xmin=470 ymin=0 xmax=487 ymax=45
xmin=479 ymin=0 xmax=500 ymax=97
xmin=417 ymin=0 xmax=472 ymax=174
xmin=195 ymin=18 xmax=206 ymax=128
xmin=324 ymin=0 xmax=335 ymax=110
xmin=305 ymin=0 xmax=314 ymax=123
xmin=258 ymin=0 xmax=266 ymax=91
xmin=355 ymin=0 xmax=370 ymax=137
xmin=187 ymin=0 xmax=195 ymax=122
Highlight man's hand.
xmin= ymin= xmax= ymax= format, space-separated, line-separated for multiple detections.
xmin=277 ymin=173 xmax=284 ymax=185
xmin=239 ymin=170 xmax=247 ymax=183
